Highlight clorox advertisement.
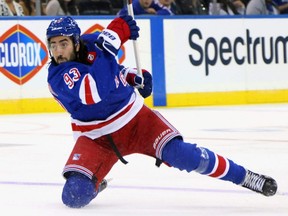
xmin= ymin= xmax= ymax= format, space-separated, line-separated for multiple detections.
xmin=0 ymin=24 xmax=48 ymax=85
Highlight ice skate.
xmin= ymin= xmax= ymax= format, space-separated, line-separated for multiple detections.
xmin=98 ymin=179 xmax=108 ymax=193
xmin=241 ymin=170 xmax=277 ymax=196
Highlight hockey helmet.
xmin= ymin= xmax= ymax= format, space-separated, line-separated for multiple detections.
xmin=46 ymin=16 xmax=81 ymax=46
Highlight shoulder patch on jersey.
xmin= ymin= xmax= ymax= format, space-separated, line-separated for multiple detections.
xmin=87 ymin=52 xmax=96 ymax=64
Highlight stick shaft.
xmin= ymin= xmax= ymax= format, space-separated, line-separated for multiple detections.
xmin=126 ymin=0 xmax=144 ymax=85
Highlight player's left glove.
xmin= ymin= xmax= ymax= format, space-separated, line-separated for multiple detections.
xmin=121 ymin=67 xmax=153 ymax=98
xmin=137 ymin=72 xmax=152 ymax=98
xmin=97 ymin=15 xmax=140 ymax=56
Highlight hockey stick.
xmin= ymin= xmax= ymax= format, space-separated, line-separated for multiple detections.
xmin=125 ymin=0 xmax=144 ymax=87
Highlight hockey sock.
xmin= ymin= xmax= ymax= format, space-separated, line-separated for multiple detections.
xmin=162 ymin=138 xmax=246 ymax=184
xmin=62 ymin=172 xmax=98 ymax=208
xmin=197 ymin=147 xmax=246 ymax=184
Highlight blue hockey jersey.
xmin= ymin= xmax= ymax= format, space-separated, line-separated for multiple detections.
xmin=48 ymin=33 xmax=144 ymax=140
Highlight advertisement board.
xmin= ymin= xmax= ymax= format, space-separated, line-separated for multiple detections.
xmin=0 ymin=16 xmax=288 ymax=113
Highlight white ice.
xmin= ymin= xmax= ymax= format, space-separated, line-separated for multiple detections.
xmin=0 ymin=104 xmax=287 ymax=216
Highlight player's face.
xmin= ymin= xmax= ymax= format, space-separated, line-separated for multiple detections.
xmin=49 ymin=36 xmax=79 ymax=64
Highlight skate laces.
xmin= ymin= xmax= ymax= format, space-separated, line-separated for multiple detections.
xmin=242 ymin=171 xmax=265 ymax=192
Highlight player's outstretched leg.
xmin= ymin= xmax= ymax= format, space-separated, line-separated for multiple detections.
xmin=62 ymin=172 xmax=107 ymax=208
xmin=161 ymin=138 xmax=277 ymax=196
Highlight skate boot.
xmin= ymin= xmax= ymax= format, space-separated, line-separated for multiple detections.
xmin=241 ymin=170 xmax=277 ymax=196
xmin=98 ymin=179 xmax=109 ymax=193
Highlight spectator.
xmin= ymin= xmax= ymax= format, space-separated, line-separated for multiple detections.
xmin=118 ymin=0 xmax=157 ymax=15
xmin=231 ymin=0 xmax=246 ymax=14
xmin=220 ymin=0 xmax=246 ymax=15
xmin=241 ymin=0 xmax=250 ymax=7
xmin=246 ymin=0 xmax=279 ymax=14
xmin=175 ymin=0 xmax=208 ymax=15
xmin=77 ymin=0 xmax=113 ymax=15
xmin=208 ymin=0 xmax=246 ymax=15
xmin=45 ymin=0 xmax=78 ymax=16
xmin=152 ymin=0 xmax=178 ymax=15
xmin=18 ymin=0 xmax=36 ymax=15
xmin=0 ymin=0 xmax=24 ymax=16
xmin=110 ymin=0 xmax=124 ymax=14
xmin=273 ymin=0 xmax=288 ymax=14
xmin=118 ymin=0 xmax=177 ymax=15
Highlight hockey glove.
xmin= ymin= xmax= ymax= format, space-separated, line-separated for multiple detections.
xmin=108 ymin=15 xmax=140 ymax=42
xmin=97 ymin=15 xmax=139 ymax=56
xmin=122 ymin=67 xmax=153 ymax=98
xmin=137 ymin=72 xmax=152 ymax=98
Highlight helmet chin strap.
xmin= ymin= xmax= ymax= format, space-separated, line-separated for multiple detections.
xmin=48 ymin=49 xmax=53 ymax=58
xmin=74 ymin=42 xmax=81 ymax=62
xmin=47 ymin=49 xmax=57 ymax=64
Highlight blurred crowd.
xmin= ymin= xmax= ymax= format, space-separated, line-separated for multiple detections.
xmin=0 ymin=0 xmax=287 ymax=16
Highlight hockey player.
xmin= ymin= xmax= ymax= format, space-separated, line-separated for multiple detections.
xmin=46 ymin=15 xmax=277 ymax=208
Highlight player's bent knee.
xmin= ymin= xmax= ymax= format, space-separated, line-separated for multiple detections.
xmin=62 ymin=172 xmax=97 ymax=208
xmin=162 ymin=138 xmax=202 ymax=172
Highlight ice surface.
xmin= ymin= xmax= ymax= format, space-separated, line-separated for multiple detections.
xmin=0 ymin=104 xmax=287 ymax=216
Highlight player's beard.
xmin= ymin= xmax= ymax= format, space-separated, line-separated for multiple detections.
xmin=56 ymin=48 xmax=77 ymax=64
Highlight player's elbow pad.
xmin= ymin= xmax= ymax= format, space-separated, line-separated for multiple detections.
xmin=97 ymin=29 xmax=121 ymax=56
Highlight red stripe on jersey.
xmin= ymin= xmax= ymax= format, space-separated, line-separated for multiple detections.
xmin=71 ymin=101 xmax=134 ymax=132
xmin=84 ymin=75 xmax=95 ymax=105
xmin=209 ymin=155 xmax=227 ymax=178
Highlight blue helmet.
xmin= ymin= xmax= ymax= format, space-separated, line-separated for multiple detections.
xmin=46 ymin=16 xmax=81 ymax=45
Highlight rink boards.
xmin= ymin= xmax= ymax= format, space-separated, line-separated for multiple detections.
xmin=0 ymin=15 xmax=288 ymax=114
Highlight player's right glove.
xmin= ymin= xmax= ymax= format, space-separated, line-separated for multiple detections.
xmin=97 ymin=15 xmax=140 ymax=56
xmin=108 ymin=15 xmax=140 ymax=42
xmin=121 ymin=67 xmax=153 ymax=98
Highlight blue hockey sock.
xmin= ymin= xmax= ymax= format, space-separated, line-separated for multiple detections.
xmin=162 ymin=138 xmax=246 ymax=185
xmin=197 ymin=147 xmax=246 ymax=184
xmin=62 ymin=172 xmax=98 ymax=208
